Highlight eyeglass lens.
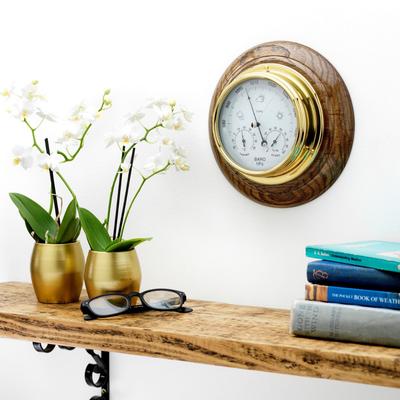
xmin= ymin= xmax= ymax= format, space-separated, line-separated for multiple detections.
xmin=90 ymin=295 xmax=129 ymax=316
xmin=143 ymin=290 xmax=181 ymax=310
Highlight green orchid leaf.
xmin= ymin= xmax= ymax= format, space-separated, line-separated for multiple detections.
xmin=106 ymin=237 xmax=121 ymax=248
xmin=18 ymin=210 xmax=33 ymax=237
xmin=19 ymin=211 xmax=43 ymax=242
xmin=58 ymin=218 xmax=80 ymax=244
xmin=72 ymin=221 xmax=81 ymax=242
xmin=78 ymin=207 xmax=111 ymax=251
xmin=10 ymin=193 xmax=58 ymax=241
xmin=55 ymin=198 xmax=77 ymax=244
xmin=105 ymin=237 xmax=152 ymax=253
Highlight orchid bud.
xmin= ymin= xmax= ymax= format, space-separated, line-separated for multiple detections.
xmin=169 ymin=98 xmax=176 ymax=108
xmin=32 ymin=80 xmax=39 ymax=85
xmin=104 ymin=88 xmax=111 ymax=95
xmin=104 ymin=95 xmax=112 ymax=106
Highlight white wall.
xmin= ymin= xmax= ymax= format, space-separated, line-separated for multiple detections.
xmin=1 ymin=1 xmax=400 ymax=399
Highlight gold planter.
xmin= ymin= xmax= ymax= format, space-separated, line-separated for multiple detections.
xmin=84 ymin=249 xmax=142 ymax=299
xmin=30 ymin=241 xmax=85 ymax=304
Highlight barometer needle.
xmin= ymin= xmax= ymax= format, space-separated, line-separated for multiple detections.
xmin=259 ymin=95 xmax=276 ymax=119
xmin=245 ymin=88 xmax=267 ymax=146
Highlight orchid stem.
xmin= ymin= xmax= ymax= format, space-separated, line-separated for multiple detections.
xmin=118 ymin=162 xmax=170 ymax=242
xmin=56 ymin=172 xmax=78 ymax=206
xmin=117 ymin=147 xmax=136 ymax=239
xmin=113 ymin=147 xmax=125 ymax=240
xmin=105 ymin=143 xmax=135 ymax=231
xmin=45 ymin=139 xmax=60 ymax=220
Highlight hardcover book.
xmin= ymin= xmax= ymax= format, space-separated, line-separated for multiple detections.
xmin=305 ymin=241 xmax=400 ymax=273
xmin=307 ymin=260 xmax=400 ymax=291
xmin=305 ymin=283 xmax=400 ymax=310
xmin=290 ymin=299 xmax=400 ymax=347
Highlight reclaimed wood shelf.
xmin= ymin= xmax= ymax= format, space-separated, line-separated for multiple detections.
xmin=1 ymin=281 xmax=400 ymax=389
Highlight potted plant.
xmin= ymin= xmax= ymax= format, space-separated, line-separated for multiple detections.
xmin=78 ymin=96 xmax=194 ymax=298
xmin=3 ymin=80 xmax=111 ymax=303
xmin=3 ymin=81 xmax=194 ymax=300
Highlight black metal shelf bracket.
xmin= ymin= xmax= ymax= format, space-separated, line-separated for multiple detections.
xmin=33 ymin=342 xmax=110 ymax=400
xmin=85 ymin=349 xmax=110 ymax=400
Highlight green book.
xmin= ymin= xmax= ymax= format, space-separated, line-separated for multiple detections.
xmin=305 ymin=241 xmax=400 ymax=273
xmin=290 ymin=299 xmax=400 ymax=348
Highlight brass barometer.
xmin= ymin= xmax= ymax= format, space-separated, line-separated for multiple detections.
xmin=209 ymin=41 xmax=355 ymax=207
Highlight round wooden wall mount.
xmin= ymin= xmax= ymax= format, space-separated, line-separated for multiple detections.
xmin=209 ymin=41 xmax=355 ymax=207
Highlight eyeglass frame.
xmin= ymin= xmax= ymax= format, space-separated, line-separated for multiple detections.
xmin=81 ymin=288 xmax=193 ymax=320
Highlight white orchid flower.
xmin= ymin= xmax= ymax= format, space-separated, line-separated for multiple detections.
xmin=36 ymin=106 xmax=57 ymax=122
xmin=11 ymin=145 xmax=33 ymax=170
xmin=123 ymin=108 xmax=145 ymax=124
xmin=154 ymin=104 xmax=175 ymax=129
xmin=172 ymin=143 xmax=188 ymax=158
xmin=69 ymin=100 xmax=87 ymax=121
xmin=21 ymin=83 xmax=38 ymax=103
xmin=159 ymin=134 xmax=172 ymax=145
xmin=81 ymin=106 xmax=101 ymax=124
xmin=56 ymin=127 xmax=81 ymax=148
xmin=103 ymin=130 xmax=120 ymax=149
xmin=13 ymin=102 xmax=36 ymax=120
xmin=180 ymin=104 xmax=194 ymax=122
xmin=118 ymin=123 xmax=141 ymax=146
xmin=118 ymin=162 xmax=131 ymax=174
xmin=172 ymin=117 xmax=184 ymax=131
xmin=103 ymin=123 xmax=141 ymax=148
xmin=0 ymin=82 xmax=15 ymax=99
xmin=5 ymin=103 xmax=19 ymax=116
xmin=38 ymin=90 xmax=48 ymax=102
xmin=144 ymin=149 xmax=168 ymax=173
xmin=145 ymin=96 xmax=170 ymax=109
xmin=178 ymin=163 xmax=190 ymax=171
xmin=78 ymin=119 xmax=91 ymax=133
xmin=37 ymin=152 xmax=63 ymax=172
xmin=168 ymin=143 xmax=189 ymax=172
xmin=68 ymin=114 xmax=80 ymax=123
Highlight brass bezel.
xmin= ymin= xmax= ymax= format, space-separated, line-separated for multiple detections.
xmin=212 ymin=63 xmax=324 ymax=185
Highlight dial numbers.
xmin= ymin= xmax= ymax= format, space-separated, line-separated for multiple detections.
xmin=218 ymin=78 xmax=297 ymax=171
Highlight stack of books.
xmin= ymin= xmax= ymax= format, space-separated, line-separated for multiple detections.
xmin=290 ymin=241 xmax=400 ymax=347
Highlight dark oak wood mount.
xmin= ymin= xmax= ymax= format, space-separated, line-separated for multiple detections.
xmin=209 ymin=41 xmax=355 ymax=207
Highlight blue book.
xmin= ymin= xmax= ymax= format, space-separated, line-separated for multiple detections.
xmin=305 ymin=240 xmax=400 ymax=273
xmin=307 ymin=260 xmax=400 ymax=291
xmin=305 ymin=283 xmax=400 ymax=310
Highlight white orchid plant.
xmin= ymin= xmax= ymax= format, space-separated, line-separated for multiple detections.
xmin=79 ymin=96 xmax=193 ymax=252
xmin=2 ymin=80 xmax=193 ymax=252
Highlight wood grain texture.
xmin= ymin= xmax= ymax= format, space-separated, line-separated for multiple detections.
xmin=209 ymin=41 xmax=355 ymax=207
xmin=1 ymin=282 xmax=400 ymax=388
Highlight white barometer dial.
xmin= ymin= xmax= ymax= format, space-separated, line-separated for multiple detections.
xmin=218 ymin=78 xmax=297 ymax=171
xmin=211 ymin=63 xmax=324 ymax=185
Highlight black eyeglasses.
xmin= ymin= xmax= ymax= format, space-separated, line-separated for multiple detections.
xmin=81 ymin=289 xmax=193 ymax=320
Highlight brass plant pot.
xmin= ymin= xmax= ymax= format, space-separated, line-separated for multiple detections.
xmin=30 ymin=241 xmax=85 ymax=304
xmin=84 ymin=249 xmax=142 ymax=299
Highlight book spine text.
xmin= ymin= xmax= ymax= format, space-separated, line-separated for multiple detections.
xmin=305 ymin=284 xmax=400 ymax=310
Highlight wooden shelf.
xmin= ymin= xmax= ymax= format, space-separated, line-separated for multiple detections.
xmin=1 ymin=282 xmax=400 ymax=388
